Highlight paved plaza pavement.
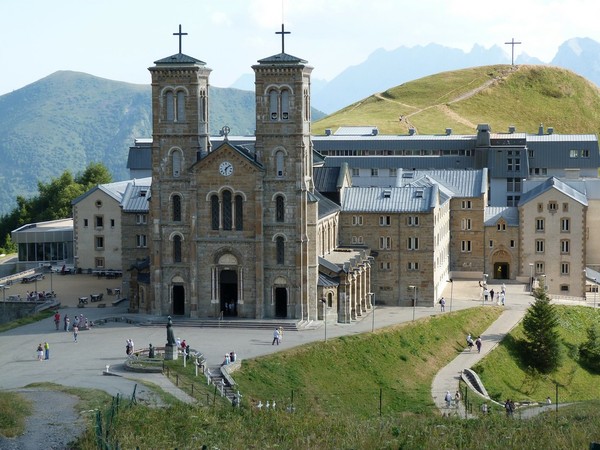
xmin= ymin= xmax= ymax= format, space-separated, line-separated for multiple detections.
xmin=0 ymin=274 xmax=564 ymax=409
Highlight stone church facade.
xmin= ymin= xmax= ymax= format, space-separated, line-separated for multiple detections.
xmin=128 ymin=36 xmax=372 ymax=323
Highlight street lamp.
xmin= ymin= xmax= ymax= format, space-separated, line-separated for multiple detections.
xmin=447 ymin=279 xmax=454 ymax=312
xmin=321 ymin=298 xmax=327 ymax=342
xmin=529 ymin=263 xmax=534 ymax=295
xmin=409 ymin=285 xmax=417 ymax=321
xmin=369 ymin=292 xmax=375 ymax=332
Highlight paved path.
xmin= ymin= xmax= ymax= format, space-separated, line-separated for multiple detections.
xmin=431 ymin=281 xmax=540 ymax=416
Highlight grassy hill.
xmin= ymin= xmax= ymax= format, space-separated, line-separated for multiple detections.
xmin=313 ymin=64 xmax=600 ymax=136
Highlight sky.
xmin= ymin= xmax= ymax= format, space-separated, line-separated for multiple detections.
xmin=1 ymin=0 xmax=600 ymax=96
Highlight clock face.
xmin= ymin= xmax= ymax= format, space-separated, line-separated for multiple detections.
xmin=219 ymin=161 xmax=233 ymax=176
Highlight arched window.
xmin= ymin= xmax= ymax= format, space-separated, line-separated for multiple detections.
xmin=166 ymin=91 xmax=175 ymax=121
xmin=222 ymin=190 xmax=232 ymax=231
xmin=172 ymin=150 xmax=182 ymax=177
xmin=235 ymin=195 xmax=243 ymax=231
xmin=172 ymin=195 xmax=182 ymax=222
xmin=176 ymin=91 xmax=186 ymax=121
xmin=276 ymin=151 xmax=284 ymax=177
xmin=276 ymin=236 xmax=285 ymax=265
xmin=211 ymin=195 xmax=219 ymax=230
xmin=200 ymin=89 xmax=207 ymax=121
xmin=276 ymin=195 xmax=285 ymax=222
xmin=281 ymin=90 xmax=290 ymax=120
xmin=269 ymin=90 xmax=278 ymax=120
xmin=173 ymin=235 xmax=182 ymax=262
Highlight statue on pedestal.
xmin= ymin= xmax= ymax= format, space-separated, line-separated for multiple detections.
xmin=166 ymin=316 xmax=176 ymax=345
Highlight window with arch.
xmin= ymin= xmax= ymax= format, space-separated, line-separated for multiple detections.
xmin=276 ymin=236 xmax=285 ymax=264
xmin=268 ymin=88 xmax=291 ymax=121
xmin=165 ymin=89 xmax=186 ymax=122
xmin=276 ymin=151 xmax=284 ymax=177
xmin=276 ymin=195 xmax=285 ymax=222
xmin=173 ymin=235 xmax=182 ymax=263
xmin=211 ymin=195 xmax=219 ymax=230
xmin=222 ymin=190 xmax=233 ymax=230
xmin=235 ymin=195 xmax=244 ymax=231
xmin=172 ymin=149 xmax=182 ymax=177
xmin=210 ymin=191 xmax=244 ymax=231
xmin=172 ymin=195 xmax=182 ymax=222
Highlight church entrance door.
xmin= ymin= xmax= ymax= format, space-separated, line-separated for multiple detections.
xmin=275 ymin=287 xmax=287 ymax=318
xmin=220 ymin=269 xmax=238 ymax=317
xmin=494 ymin=262 xmax=509 ymax=280
xmin=172 ymin=285 xmax=185 ymax=315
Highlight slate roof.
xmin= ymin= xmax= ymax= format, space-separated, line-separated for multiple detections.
xmin=71 ymin=180 xmax=133 ymax=206
xmin=518 ymin=176 xmax=588 ymax=206
xmin=314 ymin=167 xmax=341 ymax=193
xmin=314 ymin=190 xmax=340 ymax=218
xmin=484 ymin=207 xmax=519 ymax=226
xmin=318 ymin=272 xmax=340 ymax=287
xmin=256 ymin=53 xmax=307 ymax=65
xmin=153 ymin=53 xmax=207 ymax=65
xmin=398 ymin=169 xmax=487 ymax=198
xmin=342 ymin=186 xmax=437 ymax=213
xmin=121 ymin=180 xmax=152 ymax=212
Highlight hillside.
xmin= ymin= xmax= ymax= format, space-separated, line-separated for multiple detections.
xmin=313 ymin=64 xmax=600 ymax=136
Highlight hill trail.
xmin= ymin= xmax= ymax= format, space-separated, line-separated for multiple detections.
xmin=373 ymin=65 xmax=520 ymax=133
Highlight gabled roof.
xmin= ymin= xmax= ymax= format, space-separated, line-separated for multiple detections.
xmin=314 ymin=190 xmax=340 ymax=219
xmin=319 ymin=256 xmax=342 ymax=274
xmin=153 ymin=53 xmax=207 ymax=65
xmin=341 ymin=186 xmax=437 ymax=213
xmin=318 ymin=272 xmax=340 ymax=287
xmin=200 ymin=141 xmax=264 ymax=171
xmin=518 ymin=176 xmax=588 ymax=206
xmin=71 ymin=179 xmax=135 ymax=206
xmin=256 ymin=53 xmax=307 ymax=65
xmin=484 ymin=207 xmax=519 ymax=226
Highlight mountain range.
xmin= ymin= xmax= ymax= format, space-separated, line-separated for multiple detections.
xmin=1 ymin=37 xmax=600 ymax=216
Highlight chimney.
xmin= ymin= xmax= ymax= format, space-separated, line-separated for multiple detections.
xmin=547 ymin=127 xmax=554 ymax=135
xmin=508 ymin=126 xmax=516 ymax=134
xmin=408 ymin=128 xmax=416 ymax=136
xmin=372 ymin=128 xmax=378 ymax=136
xmin=325 ymin=129 xmax=332 ymax=136
xmin=538 ymin=123 xmax=544 ymax=135
xmin=476 ymin=124 xmax=491 ymax=147
xmin=445 ymin=128 xmax=452 ymax=135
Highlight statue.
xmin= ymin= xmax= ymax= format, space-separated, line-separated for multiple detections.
xmin=166 ymin=316 xmax=176 ymax=345
xmin=148 ymin=343 xmax=155 ymax=358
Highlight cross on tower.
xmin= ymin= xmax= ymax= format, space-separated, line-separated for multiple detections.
xmin=173 ymin=24 xmax=188 ymax=54
xmin=275 ymin=23 xmax=290 ymax=54
xmin=504 ymin=38 xmax=522 ymax=66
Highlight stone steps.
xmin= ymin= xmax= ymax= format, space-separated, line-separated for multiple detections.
xmin=139 ymin=318 xmax=299 ymax=331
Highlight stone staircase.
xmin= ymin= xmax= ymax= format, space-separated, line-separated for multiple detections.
xmin=138 ymin=318 xmax=300 ymax=331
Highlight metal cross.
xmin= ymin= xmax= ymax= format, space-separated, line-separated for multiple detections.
xmin=504 ymin=38 xmax=522 ymax=66
xmin=173 ymin=24 xmax=188 ymax=54
xmin=275 ymin=23 xmax=290 ymax=53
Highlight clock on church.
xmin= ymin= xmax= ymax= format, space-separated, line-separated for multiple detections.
xmin=219 ymin=161 xmax=233 ymax=176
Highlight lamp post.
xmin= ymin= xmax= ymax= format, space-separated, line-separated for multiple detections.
xmin=594 ymin=278 xmax=597 ymax=309
xmin=447 ymin=279 xmax=454 ymax=312
xmin=529 ymin=263 xmax=534 ymax=294
xmin=409 ymin=285 xmax=417 ymax=321
xmin=321 ymin=298 xmax=327 ymax=342
xmin=369 ymin=292 xmax=375 ymax=332
xmin=50 ymin=270 xmax=53 ymax=294
xmin=1 ymin=284 xmax=5 ymax=318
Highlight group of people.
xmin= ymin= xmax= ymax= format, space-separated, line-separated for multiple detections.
xmin=272 ymin=327 xmax=284 ymax=345
xmin=27 ymin=290 xmax=54 ymax=301
xmin=466 ymin=334 xmax=482 ymax=353
xmin=222 ymin=351 xmax=237 ymax=366
xmin=481 ymin=283 xmax=507 ymax=306
xmin=36 ymin=342 xmax=50 ymax=360
xmin=62 ymin=313 xmax=91 ymax=332
xmin=444 ymin=390 xmax=462 ymax=408
xmin=125 ymin=338 xmax=135 ymax=357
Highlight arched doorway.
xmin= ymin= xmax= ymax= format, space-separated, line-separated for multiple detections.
xmin=275 ymin=287 xmax=287 ymax=318
xmin=494 ymin=262 xmax=509 ymax=280
xmin=220 ymin=269 xmax=238 ymax=317
xmin=172 ymin=285 xmax=185 ymax=315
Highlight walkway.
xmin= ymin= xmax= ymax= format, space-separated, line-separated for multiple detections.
xmin=431 ymin=282 xmax=532 ymax=417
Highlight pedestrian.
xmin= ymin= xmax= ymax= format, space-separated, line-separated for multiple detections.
xmin=278 ymin=327 xmax=284 ymax=344
xmin=63 ymin=314 xmax=69 ymax=331
xmin=439 ymin=297 xmax=446 ymax=312
xmin=500 ymin=291 xmax=506 ymax=306
xmin=272 ymin=327 xmax=281 ymax=345
xmin=466 ymin=333 xmax=474 ymax=351
xmin=223 ymin=353 xmax=230 ymax=365
xmin=36 ymin=343 xmax=44 ymax=361
xmin=483 ymin=288 xmax=489 ymax=302
xmin=65 ymin=316 xmax=70 ymax=332
xmin=501 ymin=283 xmax=506 ymax=294
xmin=53 ymin=311 xmax=60 ymax=330
xmin=475 ymin=336 xmax=482 ymax=353
xmin=454 ymin=391 xmax=461 ymax=407
xmin=546 ymin=396 xmax=552 ymax=405
xmin=489 ymin=289 xmax=495 ymax=302
xmin=444 ymin=390 xmax=452 ymax=408
xmin=73 ymin=325 xmax=79 ymax=342
xmin=481 ymin=403 xmax=488 ymax=415
xmin=126 ymin=339 xmax=132 ymax=356
xmin=44 ymin=341 xmax=50 ymax=360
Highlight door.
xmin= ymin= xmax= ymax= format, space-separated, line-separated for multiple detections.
xmin=275 ymin=287 xmax=287 ymax=318
xmin=220 ymin=269 xmax=238 ymax=317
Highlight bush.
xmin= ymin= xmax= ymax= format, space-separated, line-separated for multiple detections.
xmin=579 ymin=323 xmax=600 ymax=373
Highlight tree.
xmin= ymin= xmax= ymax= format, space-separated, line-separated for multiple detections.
xmin=579 ymin=323 xmax=600 ymax=373
xmin=521 ymin=286 xmax=563 ymax=373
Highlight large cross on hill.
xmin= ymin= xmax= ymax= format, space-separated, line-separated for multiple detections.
xmin=504 ymin=38 xmax=522 ymax=66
